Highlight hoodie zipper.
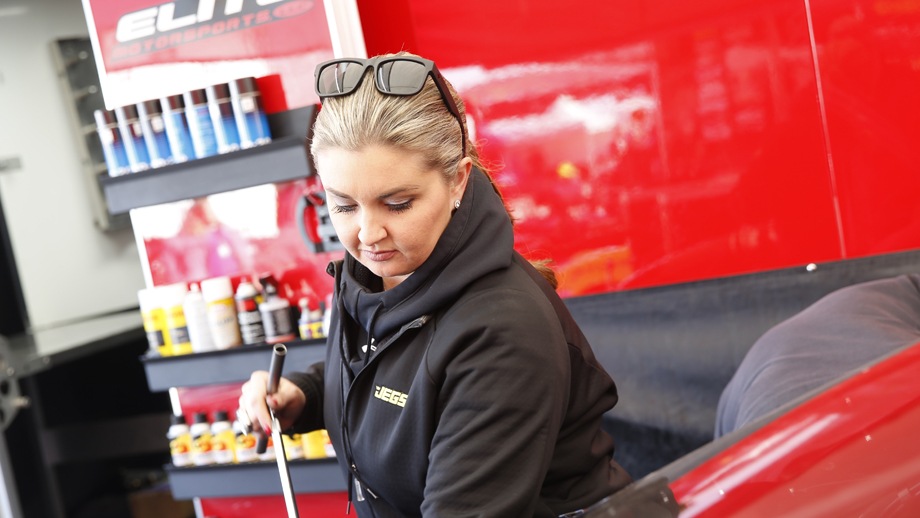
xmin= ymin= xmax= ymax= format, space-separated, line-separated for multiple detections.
xmin=339 ymin=313 xmax=430 ymax=514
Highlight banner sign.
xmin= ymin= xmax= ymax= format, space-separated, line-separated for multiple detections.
xmin=83 ymin=0 xmax=335 ymax=109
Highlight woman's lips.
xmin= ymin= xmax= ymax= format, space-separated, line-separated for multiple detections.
xmin=363 ymin=250 xmax=396 ymax=262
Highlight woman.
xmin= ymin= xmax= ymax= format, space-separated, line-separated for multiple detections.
xmin=239 ymin=53 xmax=631 ymax=517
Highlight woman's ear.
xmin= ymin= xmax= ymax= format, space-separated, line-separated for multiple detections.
xmin=452 ymin=157 xmax=473 ymax=200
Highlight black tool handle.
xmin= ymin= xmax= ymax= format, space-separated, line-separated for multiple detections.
xmin=256 ymin=344 xmax=288 ymax=454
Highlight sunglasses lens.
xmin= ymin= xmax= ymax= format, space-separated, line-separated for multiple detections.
xmin=317 ymin=60 xmax=365 ymax=96
xmin=377 ymin=59 xmax=428 ymax=95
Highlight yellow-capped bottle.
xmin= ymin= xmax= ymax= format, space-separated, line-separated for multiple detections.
xmin=189 ymin=412 xmax=214 ymax=466
xmin=210 ymin=410 xmax=236 ymax=464
xmin=138 ymin=287 xmax=172 ymax=357
xmin=233 ymin=420 xmax=258 ymax=463
xmin=167 ymin=414 xmax=192 ymax=467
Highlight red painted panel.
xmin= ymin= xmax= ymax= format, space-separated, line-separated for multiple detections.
xmin=670 ymin=341 xmax=920 ymax=516
xmin=199 ymin=492 xmax=349 ymax=517
xmin=360 ymin=0 xmax=843 ymax=295
xmin=132 ymin=178 xmax=340 ymax=309
xmin=808 ymin=1 xmax=920 ymax=258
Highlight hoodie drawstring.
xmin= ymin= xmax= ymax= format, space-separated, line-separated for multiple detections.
xmin=362 ymin=302 xmax=383 ymax=367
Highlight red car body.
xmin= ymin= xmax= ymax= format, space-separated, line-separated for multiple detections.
xmin=587 ymin=339 xmax=920 ymax=517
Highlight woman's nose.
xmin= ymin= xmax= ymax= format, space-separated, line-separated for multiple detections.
xmin=357 ymin=210 xmax=386 ymax=245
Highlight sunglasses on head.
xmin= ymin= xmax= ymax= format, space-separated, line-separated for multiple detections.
xmin=314 ymin=56 xmax=467 ymax=158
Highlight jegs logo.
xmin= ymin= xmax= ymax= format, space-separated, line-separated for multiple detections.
xmin=111 ymin=0 xmax=314 ymax=60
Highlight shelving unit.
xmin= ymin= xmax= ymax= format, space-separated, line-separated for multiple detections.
xmin=98 ymin=105 xmax=318 ymax=214
xmin=166 ymin=458 xmax=345 ymax=498
xmin=153 ymin=340 xmax=343 ymax=498
xmin=140 ymin=339 xmax=342 ymax=498
xmin=140 ymin=338 xmax=326 ymax=391
xmin=98 ymin=103 xmax=346 ymax=501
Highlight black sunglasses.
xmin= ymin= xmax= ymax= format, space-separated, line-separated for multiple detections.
xmin=314 ymin=56 xmax=467 ymax=158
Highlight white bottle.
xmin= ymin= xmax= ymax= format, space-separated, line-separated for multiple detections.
xmin=184 ymin=283 xmax=216 ymax=353
xmin=201 ymin=276 xmax=242 ymax=349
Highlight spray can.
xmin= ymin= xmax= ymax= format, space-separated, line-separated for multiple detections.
xmin=160 ymin=94 xmax=194 ymax=162
xmin=136 ymin=99 xmax=172 ymax=168
xmin=138 ymin=287 xmax=172 ymax=357
xmin=206 ymin=83 xmax=241 ymax=154
xmin=233 ymin=420 xmax=258 ymax=463
xmin=259 ymin=275 xmax=296 ymax=344
xmin=114 ymin=104 xmax=151 ymax=173
xmin=167 ymin=413 xmax=193 ymax=467
xmin=200 ymin=276 xmax=242 ymax=350
xmin=210 ymin=410 xmax=236 ymax=464
xmin=229 ymin=77 xmax=272 ymax=148
xmin=183 ymin=88 xmax=218 ymax=159
xmin=160 ymin=283 xmax=193 ymax=356
xmin=94 ymin=109 xmax=131 ymax=177
xmin=235 ymin=279 xmax=265 ymax=345
xmin=190 ymin=412 xmax=215 ymax=466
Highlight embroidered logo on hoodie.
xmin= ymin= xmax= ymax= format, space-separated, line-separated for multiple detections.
xmin=374 ymin=385 xmax=408 ymax=407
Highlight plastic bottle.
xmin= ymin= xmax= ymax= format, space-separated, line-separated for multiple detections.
xmin=307 ymin=302 xmax=325 ymax=339
xmin=322 ymin=297 xmax=332 ymax=337
xmin=302 ymin=429 xmax=327 ymax=459
xmin=258 ymin=433 xmax=276 ymax=462
xmin=233 ymin=420 xmax=258 ymax=463
xmin=283 ymin=433 xmax=304 ymax=460
xmin=138 ymin=287 xmax=172 ymax=357
xmin=183 ymin=283 xmax=216 ymax=353
xmin=160 ymin=283 xmax=193 ymax=355
xmin=259 ymin=275 xmax=296 ymax=344
xmin=210 ymin=410 xmax=236 ymax=464
xmin=166 ymin=413 xmax=192 ymax=467
xmin=201 ymin=276 xmax=242 ymax=349
xmin=297 ymin=297 xmax=311 ymax=341
xmin=235 ymin=279 xmax=265 ymax=345
xmin=189 ymin=412 xmax=214 ymax=466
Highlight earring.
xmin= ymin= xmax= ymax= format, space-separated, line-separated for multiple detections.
xmin=454 ymin=200 xmax=461 ymax=209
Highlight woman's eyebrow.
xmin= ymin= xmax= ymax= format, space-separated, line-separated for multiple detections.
xmin=325 ymin=185 xmax=421 ymax=200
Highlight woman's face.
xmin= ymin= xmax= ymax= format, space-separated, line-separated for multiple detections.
xmin=317 ymin=145 xmax=469 ymax=290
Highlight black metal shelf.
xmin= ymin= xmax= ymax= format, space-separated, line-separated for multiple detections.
xmin=99 ymin=105 xmax=318 ymax=214
xmin=140 ymin=338 xmax=326 ymax=392
xmin=165 ymin=458 xmax=345 ymax=498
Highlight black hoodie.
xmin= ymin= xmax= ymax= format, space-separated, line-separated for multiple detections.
xmin=287 ymin=168 xmax=631 ymax=517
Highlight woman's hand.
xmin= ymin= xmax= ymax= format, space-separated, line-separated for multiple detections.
xmin=238 ymin=370 xmax=307 ymax=434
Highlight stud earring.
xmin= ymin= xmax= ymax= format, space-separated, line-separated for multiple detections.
xmin=454 ymin=200 xmax=461 ymax=209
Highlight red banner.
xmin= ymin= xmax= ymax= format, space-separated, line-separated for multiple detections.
xmin=83 ymin=0 xmax=335 ymax=109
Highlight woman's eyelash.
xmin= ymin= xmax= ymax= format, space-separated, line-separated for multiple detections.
xmin=388 ymin=200 xmax=412 ymax=213
xmin=331 ymin=204 xmax=356 ymax=214
xmin=330 ymin=201 xmax=413 ymax=214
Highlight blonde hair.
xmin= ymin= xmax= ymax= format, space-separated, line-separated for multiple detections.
xmin=310 ymin=52 xmax=557 ymax=289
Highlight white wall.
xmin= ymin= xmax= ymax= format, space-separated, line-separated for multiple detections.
xmin=0 ymin=0 xmax=145 ymax=330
